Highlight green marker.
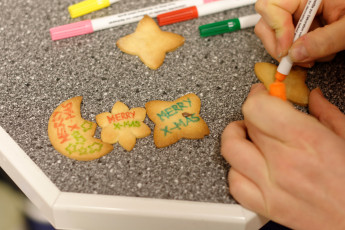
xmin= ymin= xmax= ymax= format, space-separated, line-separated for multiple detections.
xmin=199 ymin=14 xmax=261 ymax=37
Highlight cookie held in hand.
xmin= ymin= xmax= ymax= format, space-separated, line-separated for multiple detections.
xmin=145 ymin=93 xmax=210 ymax=148
xmin=116 ymin=15 xmax=185 ymax=70
xmin=96 ymin=101 xmax=151 ymax=151
xmin=48 ymin=96 xmax=113 ymax=161
xmin=254 ymin=62 xmax=310 ymax=106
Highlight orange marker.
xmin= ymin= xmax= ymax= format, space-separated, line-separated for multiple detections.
xmin=269 ymin=0 xmax=322 ymax=100
xmin=269 ymin=71 xmax=287 ymax=100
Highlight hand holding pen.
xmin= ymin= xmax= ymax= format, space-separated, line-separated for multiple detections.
xmin=255 ymin=0 xmax=345 ymax=67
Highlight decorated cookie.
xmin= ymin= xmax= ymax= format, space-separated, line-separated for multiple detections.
xmin=48 ymin=96 xmax=113 ymax=161
xmin=145 ymin=93 xmax=210 ymax=148
xmin=96 ymin=102 xmax=151 ymax=151
xmin=254 ymin=62 xmax=310 ymax=106
xmin=116 ymin=15 xmax=185 ymax=70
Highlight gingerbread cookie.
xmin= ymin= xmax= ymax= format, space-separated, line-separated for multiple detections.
xmin=145 ymin=93 xmax=210 ymax=148
xmin=116 ymin=15 xmax=185 ymax=70
xmin=96 ymin=101 xmax=151 ymax=151
xmin=48 ymin=96 xmax=113 ymax=161
xmin=254 ymin=62 xmax=310 ymax=106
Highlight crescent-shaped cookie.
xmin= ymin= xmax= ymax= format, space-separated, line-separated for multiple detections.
xmin=48 ymin=96 xmax=113 ymax=161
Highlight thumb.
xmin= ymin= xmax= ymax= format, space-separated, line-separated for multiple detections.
xmin=289 ymin=17 xmax=345 ymax=63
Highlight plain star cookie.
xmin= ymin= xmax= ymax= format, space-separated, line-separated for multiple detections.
xmin=254 ymin=62 xmax=310 ymax=106
xmin=116 ymin=15 xmax=185 ymax=70
xmin=145 ymin=93 xmax=210 ymax=148
xmin=96 ymin=101 xmax=151 ymax=151
xmin=48 ymin=96 xmax=113 ymax=161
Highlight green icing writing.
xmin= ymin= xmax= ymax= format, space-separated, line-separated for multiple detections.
xmin=65 ymin=130 xmax=103 ymax=155
xmin=160 ymin=113 xmax=200 ymax=136
xmin=81 ymin=120 xmax=93 ymax=132
xmin=157 ymin=98 xmax=192 ymax=122
xmin=87 ymin=142 xmax=103 ymax=154
xmin=113 ymin=120 xmax=141 ymax=130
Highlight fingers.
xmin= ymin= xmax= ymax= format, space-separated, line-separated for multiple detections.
xmin=248 ymin=83 xmax=267 ymax=96
xmin=289 ymin=17 xmax=345 ymax=62
xmin=254 ymin=19 xmax=280 ymax=60
xmin=228 ymin=169 xmax=267 ymax=215
xmin=221 ymin=121 xmax=268 ymax=184
xmin=242 ymin=84 xmax=300 ymax=143
xmin=255 ymin=0 xmax=299 ymax=58
xmin=309 ymin=88 xmax=345 ymax=139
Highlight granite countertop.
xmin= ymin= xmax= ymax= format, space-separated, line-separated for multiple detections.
xmin=1 ymin=0 xmax=344 ymax=205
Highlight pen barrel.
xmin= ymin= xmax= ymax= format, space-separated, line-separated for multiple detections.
xmin=238 ymin=14 xmax=261 ymax=29
xmin=50 ymin=20 xmax=94 ymax=41
xmin=277 ymin=56 xmax=293 ymax=76
xmin=293 ymin=0 xmax=322 ymax=41
xmin=198 ymin=0 xmax=257 ymax=16
xmin=199 ymin=18 xmax=240 ymax=37
xmin=68 ymin=0 xmax=111 ymax=18
xmin=91 ymin=0 xmax=194 ymax=31
xmin=276 ymin=0 xmax=321 ymax=76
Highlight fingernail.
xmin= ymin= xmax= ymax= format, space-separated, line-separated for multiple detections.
xmin=314 ymin=87 xmax=324 ymax=97
xmin=289 ymin=42 xmax=309 ymax=62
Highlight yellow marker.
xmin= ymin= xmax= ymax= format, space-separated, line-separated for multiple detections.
xmin=68 ymin=0 xmax=120 ymax=18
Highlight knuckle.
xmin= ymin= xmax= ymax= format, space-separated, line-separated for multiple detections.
xmin=255 ymin=0 xmax=268 ymax=13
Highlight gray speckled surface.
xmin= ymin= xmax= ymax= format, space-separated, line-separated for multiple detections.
xmin=0 ymin=0 xmax=344 ymax=204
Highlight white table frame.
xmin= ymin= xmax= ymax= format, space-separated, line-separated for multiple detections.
xmin=0 ymin=126 xmax=267 ymax=230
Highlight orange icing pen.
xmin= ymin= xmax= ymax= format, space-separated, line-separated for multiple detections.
xmin=270 ymin=0 xmax=322 ymax=100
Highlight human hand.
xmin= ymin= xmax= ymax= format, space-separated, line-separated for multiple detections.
xmin=254 ymin=0 xmax=345 ymax=66
xmin=221 ymin=83 xmax=345 ymax=230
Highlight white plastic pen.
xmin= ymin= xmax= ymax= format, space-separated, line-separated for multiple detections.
xmin=275 ymin=0 xmax=322 ymax=81
xmin=50 ymin=0 xmax=222 ymax=40
xmin=199 ymin=14 xmax=261 ymax=37
xmin=157 ymin=0 xmax=257 ymax=26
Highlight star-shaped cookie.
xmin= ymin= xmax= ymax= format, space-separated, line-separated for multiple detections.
xmin=145 ymin=93 xmax=210 ymax=148
xmin=254 ymin=62 xmax=310 ymax=106
xmin=116 ymin=15 xmax=185 ymax=70
xmin=96 ymin=101 xmax=151 ymax=151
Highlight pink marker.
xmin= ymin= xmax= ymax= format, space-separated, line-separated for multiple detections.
xmin=50 ymin=0 xmax=222 ymax=40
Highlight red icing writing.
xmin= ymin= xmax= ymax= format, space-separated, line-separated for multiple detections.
xmin=52 ymin=112 xmax=70 ymax=144
xmin=52 ymin=101 xmax=76 ymax=144
xmin=107 ymin=111 xmax=136 ymax=124
xmin=61 ymin=102 xmax=76 ymax=120
xmin=68 ymin=124 xmax=80 ymax=131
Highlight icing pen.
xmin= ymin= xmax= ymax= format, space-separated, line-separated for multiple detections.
xmin=199 ymin=13 xmax=261 ymax=37
xmin=68 ymin=0 xmax=121 ymax=18
xmin=270 ymin=0 xmax=322 ymax=100
xmin=157 ymin=0 xmax=257 ymax=26
xmin=50 ymin=0 xmax=222 ymax=41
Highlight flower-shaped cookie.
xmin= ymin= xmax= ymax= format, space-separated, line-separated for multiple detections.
xmin=145 ymin=93 xmax=210 ymax=148
xmin=96 ymin=102 xmax=151 ymax=151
